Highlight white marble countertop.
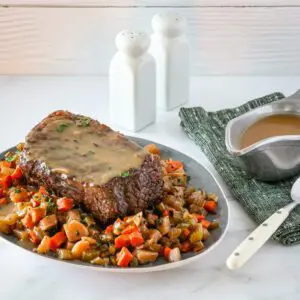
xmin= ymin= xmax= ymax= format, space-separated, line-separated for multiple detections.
xmin=1 ymin=76 xmax=300 ymax=300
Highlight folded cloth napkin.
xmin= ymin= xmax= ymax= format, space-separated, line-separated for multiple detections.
xmin=179 ymin=92 xmax=300 ymax=245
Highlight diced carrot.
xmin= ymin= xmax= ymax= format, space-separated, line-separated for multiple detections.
xmin=28 ymin=230 xmax=40 ymax=244
xmin=204 ymin=201 xmax=217 ymax=213
xmin=39 ymin=214 xmax=57 ymax=231
xmin=38 ymin=186 xmax=48 ymax=196
xmin=31 ymin=207 xmax=46 ymax=224
xmin=1 ymin=167 xmax=15 ymax=176
xmin=129 ymin=231 xmax=144 ymax=247
xmin=0 ymin=161 xmax=12 ymax=168
xmin=105 ymin=224 xmax=113 ymax=234
xmin=11 ymin=166 xmax=23 ymax=180
xmin=166 ymin=160 xmax=183 ymax=173
xmin=63 ymin=220 xmax=89 ymax=242
xmin=196 ymin=214 xmax=205 ymax=222
xmin=201 ymin=219 xmax=211 ymax=229
xmin=57 ymin=197 xmax=73 ymax=212
xmin=71 ymin=240 xmax=90 ymax=259
xmin=163 ymin=210 xmax=169 ymax=217
xmin=37 ymin=236 xmax=51 ymax=254
xmin=122 ymin=224 xmax=138 ymax=235
xmin=144 ymin=144 xmax=160 ymax=155
xmin=163 ymin=247 xmax=172 ymax=259
xmin=115 ymin=234 xmax=130 ymax=249
xmin=10 ymin=187 xmax=28 ymax=203
xmin=0 ymin=198 xmax=7 ymax=206
xmin=49 ymin=231 xmax=67 ymax=251
xmin=0 ymin=175 xmax=12 ymax=189
xmin=180 ymin=241 xmax=191 ymax=253
xmin=116 ymin=247 xmax=133 ymax=267
xmin=182 ymin=228 xmax=191 ymax=238
xmin=21 ymin=212 xmax=34 ymax=229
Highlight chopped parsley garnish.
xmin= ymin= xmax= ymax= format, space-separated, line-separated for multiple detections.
xmin=96 ymin=241 xmax=102 ymax=247
xmin=77 ymin=117 xmax=91 ymax=127
xmin=14 ymin=188 xmax=21 ymax=194
xmin=187 ymin=175 xmax=191 ymax=184
xmin=5 ymin=155 xmax=17 ymax=162
xmin=56 ymin=124 xmax=69 ymax=133
xmin=46 ymin=198 xmax=56 ymax=214
xmin=121 ymin=171 xmax=130 ymax=177
xmin=76 ymin=230 xmax=80 ymax=237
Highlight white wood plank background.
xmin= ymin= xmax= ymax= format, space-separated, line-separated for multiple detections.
xmin=0 ymin=1 xmax=299 ymax=76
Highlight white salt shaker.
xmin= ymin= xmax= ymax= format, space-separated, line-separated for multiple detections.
xmin=109 ymin=30 xmax=156 ymax=132
xmin=149 ymin=12 xmax=190 ymax=111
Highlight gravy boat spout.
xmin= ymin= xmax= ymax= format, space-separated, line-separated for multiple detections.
xmin=225 ymin=90 xmax=300 ymax=182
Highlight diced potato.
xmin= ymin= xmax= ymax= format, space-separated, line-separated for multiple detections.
xmin=66 ymin=241 xmax=75 ymax=250
xmin=0 ymin=213 xmax=19 ymax=226
xmin=64 ymin=220 xmax=89 ymax=242
xmin=57 ymin=249 xmax=73 ymax=260
xmin=39 ymin=214 xmax=57 ymax=231
xmin=33 ymin=226 xmax=45 ymax=241
xmin=203 ymin=228 xmax=210 ymax=241
xmin=71 ymin=240 xmax=90 ymax=259
xmin=133 ymin=212 xmax=143 ymax=227
xmin=148 ymin=229 xmax=162 ymax=243
xmin=145 ymin=240 xmax=161 ymax=252
xmin=187 ymin=191 xmax=205 ymax=206
xmin=82 ymin=249 xmax=100 ymax=261
xmin=193 ymin=241 xmax=204 ymax=253
xmin=13 ymin=229 xmax=28 ymax=240
xmin=163 ymin=195 xmax=183 ymax=211
xmin=108 ymin=245 xmax=116 ymax=255
xmin=168 ymin=228 xmax=182 ymax=240
xmin=189 ymin=224 xmax=204 ymax=244
xmin=81 ymin=236 xmax=97 ymax=244
xmin=66 ymin=210 xmax=80 ymax=223
xmin=157 ymin=216 xmax=171 ymax=236
xmin=135 ymin=250 xmax=158 ymax=264
xmin=184 ymin=187 xmax=196 ymax=198
xmin=91 ymin=257 xmax=106 ymax=265
xmin=168 ymin=247 xmax=181 ymax=262
xmin=146 ymin=213 xmax=158 ymax=226
xmin=37 ymin=236 xmax=51 ymax=254
xmin=0 ymin=221 xmax=10 ymax=233
xmin=207 ymin=193 xmax=218 ymax=202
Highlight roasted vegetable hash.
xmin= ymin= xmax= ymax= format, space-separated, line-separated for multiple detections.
xmin=0 ymin=143 xmax=220 ymax=268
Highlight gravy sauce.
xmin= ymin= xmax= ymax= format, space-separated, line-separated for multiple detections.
xmin=240 ymin=114 xmax=300 ymax=149
xmin=26 ymin=118 xmax=147 ymax=184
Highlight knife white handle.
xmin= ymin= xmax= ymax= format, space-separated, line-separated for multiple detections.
xmin=226 ymin=202 xmax=297 ymax=270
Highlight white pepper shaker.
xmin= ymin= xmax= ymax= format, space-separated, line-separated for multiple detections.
xmin=109 ymin=30 xmax=156 ymax=132
xmin=149 ymin=12 xmax=190 ymax=111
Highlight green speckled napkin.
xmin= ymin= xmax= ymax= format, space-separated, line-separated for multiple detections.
xmin=179 ymin=92 xmax=300 ymax=245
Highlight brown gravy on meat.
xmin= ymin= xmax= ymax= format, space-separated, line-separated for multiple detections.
xmin=240 ymin=114 xmax=300 ymax=149
xmin=26 ymin=118 xmax=147 ymax=184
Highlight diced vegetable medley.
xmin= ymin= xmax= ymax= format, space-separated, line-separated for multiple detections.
xmin=0 ymin=143 xmax=220 ymax=268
